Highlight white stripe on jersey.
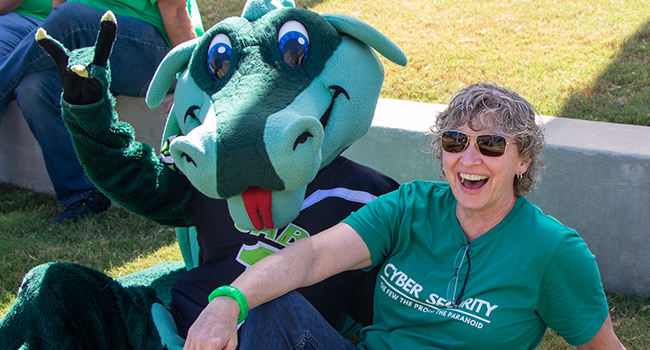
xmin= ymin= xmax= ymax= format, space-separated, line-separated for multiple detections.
xmin=301 ymin=188 xmax=378 ymax=211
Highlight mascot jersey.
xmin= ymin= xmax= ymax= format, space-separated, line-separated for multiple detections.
xmin=170 ymin=156 xmax=399 ymax=336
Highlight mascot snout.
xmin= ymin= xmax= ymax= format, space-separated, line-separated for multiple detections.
xmin=169 ymin=123 xmax=219 ymax=199
xmin=264 ymin=110 xmax=324 ymax=192
xmin=171 ymin=108 xmax=324 ymax=199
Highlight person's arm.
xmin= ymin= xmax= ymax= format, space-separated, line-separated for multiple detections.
xmin=156 ymin=0 xmax=197 ymax=47
xmin=0 ymin=0 xmax=24 ymax=15
xmin=52 ymin=0 xmax=66 ymax=8
xmin=576 ymin=314 xmax=626 ymax=350
xmin=183 ymin=222 xmax=373 ymax=350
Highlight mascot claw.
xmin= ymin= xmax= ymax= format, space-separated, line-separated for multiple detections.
xmin=70 ymin=65 xmax=89 ymax=78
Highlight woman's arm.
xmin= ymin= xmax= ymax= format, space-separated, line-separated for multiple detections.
xmin=156 ymin=0 xmax=197 ymax=48
xmin=184 ymin=222 xmax=373 ymax=350
xmin=576 ymin=314 xmax=626 ymax=350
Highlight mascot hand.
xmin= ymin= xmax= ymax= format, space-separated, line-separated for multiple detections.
xmin=36 ymin=11 xmax=117 ymax=105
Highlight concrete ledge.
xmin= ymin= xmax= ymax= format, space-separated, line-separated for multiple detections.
xmin=0 ymin=96 xmax=171 ymax=195
xmin=1 ymin=97 xmax=649 ymax=295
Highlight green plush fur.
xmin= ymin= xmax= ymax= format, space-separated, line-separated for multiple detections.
xmin=61 ymin=97 xmax=196 ymax=227
xmin=0 ymin=263 xmax=162 ymax=349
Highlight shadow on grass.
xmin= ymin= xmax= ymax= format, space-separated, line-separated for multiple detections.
xmin=197 ymin=0 xmax=326 ymax=29
xmin=558 ymin=19 xmax=650 ymax=126
xmin=0 ymin=184 xmax=177 ymax=311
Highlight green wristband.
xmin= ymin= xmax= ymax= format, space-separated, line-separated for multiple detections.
xmin=208 ymin=286 xmax=249 ymax=324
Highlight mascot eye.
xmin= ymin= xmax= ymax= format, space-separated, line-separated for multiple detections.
xmin=278 ymin=20 xmax=309 ymax=68
xmin=207 ymin=34 xmax=232 ymax=79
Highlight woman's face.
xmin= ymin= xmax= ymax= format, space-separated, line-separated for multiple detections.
xmin=442 ymin=123 xmax=531 ymax=218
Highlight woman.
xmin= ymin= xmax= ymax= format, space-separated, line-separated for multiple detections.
xmin=184 ymin=83 xmax=625 ymax=350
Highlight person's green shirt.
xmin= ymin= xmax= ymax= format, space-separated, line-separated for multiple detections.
xmin=69 ymin=0 xmax=204 ymax=47
xmin=12 ymin=0 xmax=52 ymax=21
xmin=343 ymin=180 xmax=608 ymax=349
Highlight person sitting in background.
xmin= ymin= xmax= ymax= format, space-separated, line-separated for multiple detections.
xmin=0 ymin=0 xmax=203 ymax=223
xmin=184 ymin=83 xmax=626 ymax=350
xmin=0 ymin=0 xmax=64 ymax=57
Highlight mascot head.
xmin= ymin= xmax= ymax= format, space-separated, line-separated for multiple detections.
xmin=146 ymin=0 xmax=406 ymax=231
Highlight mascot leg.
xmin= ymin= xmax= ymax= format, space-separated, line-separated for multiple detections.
xmin=0 ymin=263 xmax=162 ymax=350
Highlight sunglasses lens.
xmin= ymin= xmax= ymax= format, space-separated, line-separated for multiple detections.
xmin=476 ymin=135 xmax=507 ymax=157
xmin=441 ymin=131 xmax=469 ymax=153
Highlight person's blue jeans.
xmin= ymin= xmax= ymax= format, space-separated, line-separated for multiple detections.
xmin=0 ymin=2 xmax=171 ymax=206
xmin=0 ymin=12 xmax=42 ymax=59
xmin=239 ymin=291 xmax=360 ymax=350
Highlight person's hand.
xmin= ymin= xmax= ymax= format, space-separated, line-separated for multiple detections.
xmin=166 ymin=97 xmax=174 ymax=113
xmin=184 ymin=296 xmax=241 ymax=350
xmin=36 ymin=11 xmax=116 ymax=105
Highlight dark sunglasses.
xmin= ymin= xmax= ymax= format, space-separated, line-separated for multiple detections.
xmin=440 ymin=130 xmax=512 ymax=157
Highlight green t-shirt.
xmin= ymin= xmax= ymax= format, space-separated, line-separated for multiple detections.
xmin=69 ymin=0 xmax=204 ymax=47
xmin=12 ymin=0 xmax=51 ymax=21
xmin=343 ymin=180 xmax=608 ymax=350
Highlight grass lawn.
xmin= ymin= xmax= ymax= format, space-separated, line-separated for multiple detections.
xmin=1 ymin=0 xmax=649 ymax=349
xmin=0 ymin=184 xmax=179 ymax=316
xmin=198 ymin=0 xmax=650 ymax=125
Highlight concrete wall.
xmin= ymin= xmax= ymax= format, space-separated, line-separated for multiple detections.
xmin=2 ymin=97 xmax=649 ymax=295
xmin=0 ymin=96 xmax=171 ymax=195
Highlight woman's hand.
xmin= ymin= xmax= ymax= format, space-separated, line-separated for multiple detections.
xmin=183 ymin=296 xmax=241 ymax=350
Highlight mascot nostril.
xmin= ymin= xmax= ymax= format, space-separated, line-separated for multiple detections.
xmin=293 ymin=132 xmax=313 ymax=150
xmin=25 ymin=1 xmax=409 ymax=348
xmin=181 ymin=153 xmax=196 ymax=167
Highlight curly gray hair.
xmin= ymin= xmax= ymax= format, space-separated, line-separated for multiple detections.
xmin=429 ymin=83 xmax=545 ymax=196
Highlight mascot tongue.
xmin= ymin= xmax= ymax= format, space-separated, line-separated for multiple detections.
xmin=242 ymin=187 xmax=274 ymax=230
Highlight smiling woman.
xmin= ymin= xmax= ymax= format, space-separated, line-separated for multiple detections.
xmin=183 ymin=83 xmax=626 ymax=350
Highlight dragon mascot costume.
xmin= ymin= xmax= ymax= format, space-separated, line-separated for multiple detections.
xmin=0 ymin=0 xmax=407 ymax=348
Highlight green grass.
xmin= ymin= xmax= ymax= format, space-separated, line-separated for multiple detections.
xmin=0 ymin=184 xmax=181 ymax=318
xmin=198 ymin=0 xmax=650 ymax=125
